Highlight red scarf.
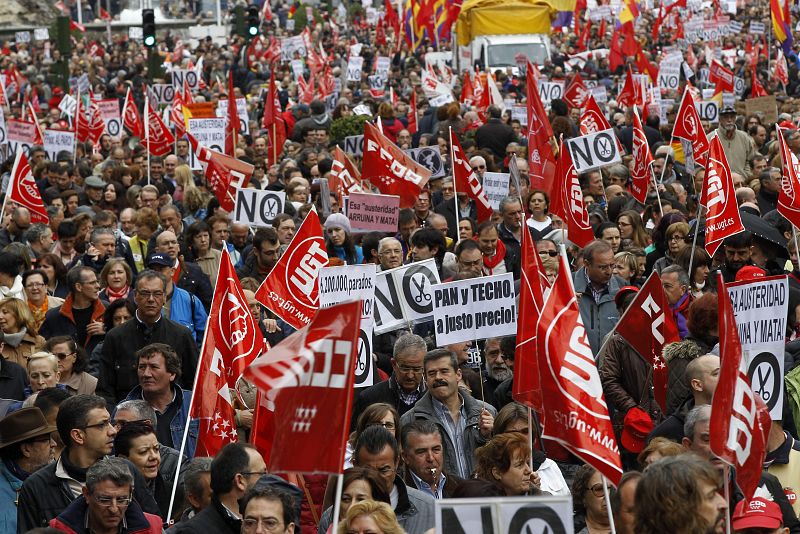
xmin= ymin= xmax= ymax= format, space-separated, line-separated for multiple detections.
xmin=105 ymin=285 xmax=130 ymax=302
xmin=482 ymin=239 xmax=507 ymax=274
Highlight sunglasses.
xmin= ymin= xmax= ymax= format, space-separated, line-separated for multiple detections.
xmin=54 ymin=351 xmax=75 ymax=360
xmin=539 ymin=250 xmax=558 ymax=257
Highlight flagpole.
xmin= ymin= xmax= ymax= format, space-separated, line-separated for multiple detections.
xmin=602 ymin=476 xmax=617 ymax=534
xmin=330 ymin=472 xmax=345 ymax=533
xmin=145 ymin=93 xmax=151 ymax=185
xmin=165 ymin=245 xmax=226 ymax=523
xmin=723 ymin=465 xmax=732 ymax=534
xmin=1 ymin=151 xmax=21 ymax=220
xmin=73 ymin=86 xmax=80 ymax=167
xmin=449 ymin=127 xmax=459 ymax=232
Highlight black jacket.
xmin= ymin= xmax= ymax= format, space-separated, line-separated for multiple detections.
xmin=434 ymin=199 xmax=476 ymax=242
xmin=475 ymin=118 xmax=515 ymax=161
xmin=236 ymin=251 xmax=270 ymax=285
xmin=168 ymin=496 xmax=240 ymax=534
xmin=351 ymin=375 xmax=422 ymax=430
xmin=647 ymin=396 xmax=695 ymax=444
xmin=496 ymin=223 xmax=521 ymax=279
xmin=177 ymin=261 xmax=213 ymax=311
xmin=0 ymin=356 xmax=28 ymax=402
xmin=40 ymin=294 xmax=106 ymax=355
xmin=17 ymin=456 xmax=159 ymax=533
xmin=98 ymin=315 xmax=199 ymax=406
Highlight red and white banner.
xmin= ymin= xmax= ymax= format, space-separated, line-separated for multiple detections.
xmin=144 ymin=96 xmax=174 ymax=157
xmin=121 ymin=88 xmax=143 ymax=138
xmin=537 ymin=252 xmax=623 ymax=485
xmin=549 ymin=138 xmax=593 ymax=248
xmin=580 ymin=95 xmax=614 ymax=136
xmin=186 ymin=132 xmax=253 ymax=212
xmin=702 ymin=136 xmax=745 ymax=257
xmin=245 ymin=301 xmax=361 ymax=473
xmin=450 ymin=129 xmax=493 ymax=223
xmin=526 ymin=60 xmax=557 ymax=195
xmin=617 ymin=66 xmax=640 ymax=108
xmin=225 ymin=72 xmax=240 ymax=157
xmin=563 ymin=72 xmax=589 ymax=109
xmin=629 ymin=107 xmax=653 ymax=204
xmin=672 ymin=90 xmax=710 ymax=159
xmin=407 ymin=89 xmax=418 ymax=135
xmin=709 ymin=60 xmax=734 ymax=93
xmin=329 ymin=146 xmax=363 ymax=204
xmin=362 ymin=121 xmax=430 ymax=208
xmin=7 ymin=150 xmax=48 ymax=224
xmin=613 ymin=272 xmax=679 ymax=410
xmin=710 ymin=273 xmax=771 ymax=502
xmin=776 ymin=127 xmax=800 ymax=229
xmin=255 ymin=208 xmax=329 ymax=330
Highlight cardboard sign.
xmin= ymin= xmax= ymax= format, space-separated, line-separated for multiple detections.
xmin=405 ymin=146 xmax=445 ymax=178
xmin=482 ymin=172 xmax=511 ymax=210
xmin=375 ymin=56 xmax=391 ymax=80
xmin=6 ymin=119 xmax=36 ymax=157
xmin=129 ymin=26 xmax=143 ymax=40
xmin=43 ymin=129 xmax=75 ymax=161
xmin=233 ymin=189 xmax=286 ymax=228
xmin=280 ymin=35 xmax=306 ymax=61
xmin=347 ymin=56 xmax=364 ymax=82
xmin=347 ymin=192 xmax=400 ymax=233
xmin=696 ymin=100 xmax=719 ymax=123
xmin=151 ymin=84 xmax=176 ymax=105
xmin=589 ymin=85 xmax=608 ymax=104
xmin=58 ymin=94 xmax=77 ymax=117
xmin=538 ymin=81 xmax=564 ymax=103
xmin=658 ymin=67 xmax=680 ymax=93
xmin=727 ymin=276 xmax=788 ymax=419
xmin=216 ymin=97 xmax=250 ymax=136
xmin=97 ymin=99 xmax=121 ymax=138
xmin=566 ymin=129 xmax=622 ymax=173
xmin=187 ymin=117 xmax=226 ymax=169
xmin=171 ymin=69 xmax=199 ymax=90
xmin=343 ymin=134 xmax=364 ymax=156
xmin=33 ymin=28 xmax=49 ymax=41
xmin=291 ymin=59 xmax=304 ymax=81
xmin=433 ymin=273 xmax=517 ymax=345
xmin=750 ymin=21 xmax=765 ymax=34
xmin=318 ymin=265 xmax=376 ymax=387
xmin=436 ymin=496 xmax=574 ymax=534
xmin=745 ymin=95 xmax=778 ymax=126
xmin=374 ymin=259 xmax=441 ymax=333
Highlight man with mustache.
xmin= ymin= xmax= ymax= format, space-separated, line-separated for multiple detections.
xmin=717 ymin=232 xmax=754 ymax=283
xmin=481 ymin=337 xmax=512 ymax=408
xmin=715 ymin=107 xmax=755 ymax=177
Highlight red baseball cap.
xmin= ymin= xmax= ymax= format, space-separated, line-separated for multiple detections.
xmin=732 ymin=498 xmax=782 ymax=530
xmin=614 ymin=286 xmax=639 ymax=309
xmin=735 ymin=265 xmax=766 ymax=282
xmin=621 ymin=407 xmax=653 ymax=453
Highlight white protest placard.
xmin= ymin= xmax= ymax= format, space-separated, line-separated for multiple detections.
xmin=750 ymin=21 xmax=765 ymax=34
xmin=436 ymin=495 xmax=574 ymax=534
xmin=343 ymin=134 xmax=364 ymax=156
xmin=727 ymin=275 xmax=788 ymax=419
xmin=188 ymin=117 xmax=226 ymax=169
xmin=43 ymin=129 xmax=75 ymax=161
xmin=482 ymin=172 xmax=511 ymax=210
xmin=347 ymin=56 xmax=364 ymax=82
xmin=281 ymin=35 xmax=306 ymax=61
xmin=375 ymin=56 xmax=391 ymax=80
xmin=129 ymin=26 xmax=143 ymax=40
xmin=566 ymin=128 xmax=622 ymax=173
xmin=733 ymin=76 xmax=745 ymax=97
xmin=291 ymin=59 xmax=304 ymax=81
xmin=58 ymin=94 xmax=77 ymax=117
xmin=171 ymin=69 xmax=200 ymax=90
xmin=15 ymin=32 xmax=31 ymax=44
xmin=433 ymin=273 xmax=517 ymax=345
xmin=6 ymin=119 xmax=36 ymax=157
xmin=429 ymin=93 xmax=455 ymax=107
xmin=538 ymin=81 xmax=564 ymax=103
xmin=696 ymin=100 xmax=719 ymax=123
xmin=367 ymin=75 xmax=385 ymax=92
xmin=0 ymin=108 xmax=6 ymax=146
xmin=216 ymin=97 xmax=250 ymax=135
xmin=373 ymin=259 xmax=441 ymax=333
xmin=658 ymin=66 xmax=680 ymax=93
xmin=318 ymin=264 xmax=376 ymax=387
xmin=589 ymin=84 xmax=608 ymax=104
xmin=405 ymin=146 xmax=445 ymax=178
xmin=233 ymin=189 xmax=286 ymax=228
xmin=97 ymin=99 xmax=121 ymax=138
xmin=33 ymin=28 xmax=49 ymax=41
xmin=286 ymin=18 xmax=295 ymax=31
xmin=728 ymin=20 xmax=742 ymax=33
xmin=151 ymin=84 xmax=176 ymax=105
xmin=347 ymin=192 xmax=400 ymax=233
xmin=352 ymin=104 xmax=372 ymax=117
xmin=511 ymin=105 xmax=527 ymax=126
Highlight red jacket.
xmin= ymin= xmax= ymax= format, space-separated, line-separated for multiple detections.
xmin=49 ymin=496 xmax=162 ymax=534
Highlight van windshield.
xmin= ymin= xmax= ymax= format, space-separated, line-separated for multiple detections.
xmin=487 ymin=43 xmax=548 ymax=67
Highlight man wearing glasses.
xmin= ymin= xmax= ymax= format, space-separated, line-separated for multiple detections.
xmin=48 ymin=457 xmax=163 ymax=533
xmin=239 ymin=486 xmax=297 ymax=534
xmin=17 ymin=395 xmax=159 ymax=531
xmin=98 ymin=271 xmax=199 ymax=406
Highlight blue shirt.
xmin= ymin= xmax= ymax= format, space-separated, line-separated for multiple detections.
xmin=432 ymin=395 xmax=470 ymax=478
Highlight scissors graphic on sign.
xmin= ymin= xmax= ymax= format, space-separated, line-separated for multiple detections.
xmin=412 ymin=276 xmax=431 ymax=304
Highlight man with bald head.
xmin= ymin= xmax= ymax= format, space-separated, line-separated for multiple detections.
xmin=155 ymin=230 xmax=213 ymax=310
xmin=648 ymin=354 xmax=720 ymax=443
xmin=0 ymin=206 xmax=31 ymax=248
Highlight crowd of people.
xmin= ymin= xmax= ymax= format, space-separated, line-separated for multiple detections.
xmin=1 ymin=0 xmax=800 ymax=533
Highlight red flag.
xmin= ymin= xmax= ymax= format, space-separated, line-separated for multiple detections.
xmin=99 ymin=7 xmax=112 ymax=21
xmin=384 ymin=0 xmax=400 ymax=35
xmin=69 ymin=19 xmax=86 ymax=32
xmin=613 ymin=272 xmax=680 ymax=410
xmin=708 ymin=60 xmax=734 ymax=93
xmin=775 ymin=50 xmax=790 ymax=86
xmin=710 ymin=273 xmax=771 ymax=502
xmin=513 ymin=225 xmax=546 ymax=410
xmin=7 ymin=150 xmax=49 ymax=225
xmin=171 ymin=83 xmax=186 ymax=139
xmin=751 ymin=75 xmax=769 ymax=97
xmin=190 ymin=247 xmax=264 ymax=457
xmin=460 ymin=71 xmax=475 ymax=106
xmin=329 ymin=146 xmax=363 ymax=205
xmin=407 ymin=90 xmax=418 ymax=135
xmin=245 ymin=301 xmax=361 ymax=473
xmin=75 ymin=95 xmax=89 ymax=142
xmin=671 ymin=90 xmax=710 ymax=159
xmin=144 ymin=97 xmax=175 ymax=157
xmin=776 ymin=127 xmax=800 ymax=229
xmin=225 ymin=72 xmax=240 ymax=157
xmin=526 ymin=61 xmax=557 ymax=195
xmin=702 ymin=136 xmax=745 ymax=257
xmin=617 ymin=66 xmax=638 ymax=108
xmin=537 ymin=252 xmax=623 ymax=485
xmin=549 ymin=138 xmax=594 ymax=248
xmin=186 ymin=132 xmax=253 ymax=212
xmin=450 ymin=129 xmax=493 ymax=223
xmin=261 ymin=0 xmax=273 ymax=21
xmin=609 ymin=28 xmax=624 ymax=72
xmin=121 ymin=88 xmax=144 ymax=138
xmin=563 ymin=72 xmax=589 ymax=109
xmin=580 ymin=94 xmax=613 ymax=135
xmin=629 ymin=107 xmax=653 ymax=204
xmin=262 ymin=68 xmax=287 ymax=167
xmin=86 ymin=101 xmax=106 ymax=145
xmin=362 ymin=121 xmax=430 ymax=208
xmin=254 ymin=208 xmax=329 ymax=330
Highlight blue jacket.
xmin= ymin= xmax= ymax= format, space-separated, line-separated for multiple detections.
xmin=0 ymin=462 xmax=23 ymax=533
xmin=121 ymin=384 xmax=198 ymax=458
xmin=169 ymin=285 xmax=208 ymax=344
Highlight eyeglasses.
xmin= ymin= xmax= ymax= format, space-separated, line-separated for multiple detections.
xmin=240 ymin=468 xmax=268 ymax=477
xmin=79 ymin=279 xmax=100 ymax=286
xmin=471 ymin=165 xmax=486 ymax=170
xmin=371 ymin=421 xmax=396 ymax=430
xmin=136 ymin=290 xmax=165 ymax=300
xmin=92 ymin=494 xmax=132 ymax=507
xmin=668 ymin=234 xmax=686 ymax=242
xmin=54 ymin=351 xmax=75 ymax=360
xmin=25 ymin=282 xmax=45 ymax=289
xmin=396 ymin=364 xmax=423 ymax=374
xmin=242 ymin=518 xmax=284 ymax=532
xmin=538 ymin=250 xmax=558 ymax=257
xmin=588 ymin=483 xmax=605 ymax=498
xmin=81 ymin=419 xmax=115 ymax=431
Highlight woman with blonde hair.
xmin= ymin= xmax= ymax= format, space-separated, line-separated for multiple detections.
xmin=173 ymin=164 xmax=196 ymax=204
xmin=0 ymin=297 xmax=45 ymax=366
xmin=338 ymin=500 xmax=406 ymax=534
xmin=614 ymin=251 xmax=639 ymax=286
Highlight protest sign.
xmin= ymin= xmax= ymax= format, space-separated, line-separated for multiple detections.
xmin=511 ymin=105 xmax=527 ymax=126
xmin=0 ymin=108 xmax=6 ymax=146
xmin=15 ymin=32 xmax=31 ymax=44
xmin=433 ymin=273 xmax=517 ymax=345
xmin=151 ymin=84 xmax=175 ymax=105
xmin=58 ymin=94 xmax=77 ymax=117
xmin=33 ymin=28 xmax=49 ymax=41
xmin=216 ymin=97 xmax=250 ymax=135
xmin=744 ymin=95 xmax=778 ymax=126
xmin=318 ymin=264 xmax=376 ymax=387
xmin=291 ymin=59 xmax=304 ymax=81
xmin=566 ymin=129 xmax=622 ymax=173
xmin=347 ymin=56 xmax=364 ymax=82
xmin=280 ymin=35 xmax=306 ymax=61
xmin=696 ymin=100 xmax=719 ymax=123
xmin=43 ymin=129 xmax=75 ymax=161
xmin=187 ymin=117 xmax=225 ymax=169
xmin=538 ymin=81 xmax=564 ymax=103
xmin=750 ymin=21 xmax=765 ymax=34
xmin=233 ymin=189 xmax=286 ymax=228
xmin=482 ymin=172 xmax=511 ymax=210
xmin=436 ymin=496 xmax=574 ymax=534
xmin=171 ymin=69 xmax=199 ymax=90
xmin=97 ymin=99 xmax=121 ymax=138
xmin=347 ymin=192 xmax=400 ymax=233
xmin=129 ymin=27 xmax=143 ymax=40
xmin=405 ymin=147 xmax=445 ymax=177
xmin=343 ymin=135 xmax=364 ymax=156
xmin=7 ymin=119 xmax=36 ymax=156
xmin=375 ymin=56 xmax=391 ymax=80
xmin=727 ymin=275 xmax=788 ymax=419
xmin=374 ymin=259 xmax=441 ymax=333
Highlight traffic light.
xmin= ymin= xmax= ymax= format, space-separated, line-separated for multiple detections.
xmin=142 ymin=9 xmax=156 ymax=47
xmin=247 ymin=5 xmax=260 ymax=37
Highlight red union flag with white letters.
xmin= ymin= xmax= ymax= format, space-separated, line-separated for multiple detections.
xmin=8 ymin=150 xmax=48 ymax=225
xmin=709 ymin=60 xmax=734 ymax=93
xmin=450 ymin=129 xmax=493 ymax=223
xmin=580 ymin=95 xmax=613 ymax=136
xmin=329 ymin=146 xmax=363 ymax=205
xmin=362 ymin=121 xmax=430 ymax=208
xmin=121 ymin=88 xmax=143 ymax=138
xmin=710 ymin=273 xmax=771 ymax=502
xmin=186 ymin=132 xmax=254 ymax=213
xmin=563 ymin=72 xmax=589 ymax=109
xmin=671 ymin=90 xmax=710 ymax=159
xmin=537 ymin=252 xmax=622 ymax=485
xmin=526 ymin=60 xmax=557 ymax=195
xmin=776 ymin=127 xmax=800 ymax=229
xmin=629 ymin=107 xmax=654 ymax=204
xmin=701 ymin=136 xmax=744 ymax=257
xmin=548 ymin=138 xmax=593 ymax=248
xmin=255 ymin=207 xmax=329 ymax=330
xmin=245 ymin=301 xmax=361 ymax=473
xmin=614 ymin=272 xmax=679 ymax=410
xmin=144 ymin=97 xmax=174 ymax=157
